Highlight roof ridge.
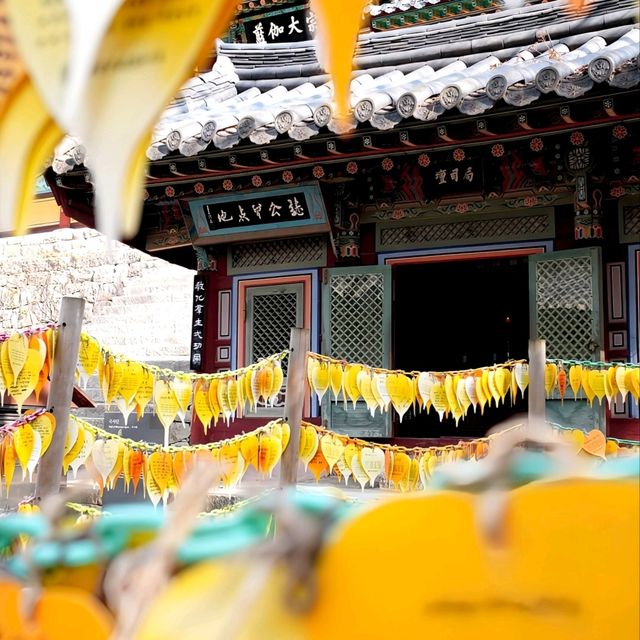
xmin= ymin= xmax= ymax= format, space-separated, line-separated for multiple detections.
xmin=218 ymin=0 xmax=635 ymax=73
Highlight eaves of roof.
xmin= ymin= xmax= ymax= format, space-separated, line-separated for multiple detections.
xmin=51 ymin=0 xmax=639 ymax=172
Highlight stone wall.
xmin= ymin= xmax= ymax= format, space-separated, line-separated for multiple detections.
xmin=0 ymin=227 xmax=195 ymax=360
xmin=0 ymin=228 xmax=197 ymax=509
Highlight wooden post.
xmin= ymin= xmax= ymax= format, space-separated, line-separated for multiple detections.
xmin=35 ymin=297 xmax=85 ymax=501
xmin=596 ymin=346 xmax=607 ymax=434
xmin=279 ymin=327 xmax=309 ymax=487
xmin=528 ymin=339 xmax=546 ymax=433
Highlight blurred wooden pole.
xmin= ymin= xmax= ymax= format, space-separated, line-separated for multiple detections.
xmin=279 ymin=327 xmax=309 ymax=487
xmin=35 ymin=297 xmax=85 ymax=501
xmin=528 ymin=339 xmax=546 ymax=433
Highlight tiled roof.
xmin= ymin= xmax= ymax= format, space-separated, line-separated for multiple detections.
xmin=52 ymin=0 xmax=639 ymax=172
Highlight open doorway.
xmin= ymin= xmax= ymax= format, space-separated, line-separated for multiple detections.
xmin=393 ymin=255 xmax=530 ymax=438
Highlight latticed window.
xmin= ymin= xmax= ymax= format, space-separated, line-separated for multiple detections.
xmin=532 ymin=252 xmax=599 ymax=360
xmin=246 ymin=283 xmax=303 ymax=379
xmin=379 ymin=215 xmax=552 ymax=250
xmin=621 ymin=204 xmax=640 ymax=242
xmin=229 ymin=236 xmax=326 ymax=274
xmin=328 ymin=272 xmax=386 ymax=366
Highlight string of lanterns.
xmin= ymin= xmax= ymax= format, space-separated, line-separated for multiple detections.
xmin=307 ymin=353 xmax=640 ymax=424
xmin=291 ymin=421 xmax=514 ymax=491
xmin=0 ymin=326 xmax=288 ymax=432
xmin=307 ymin=352 xmax=531 ymax=424
xmin=2 ymin=406 xmax=636 ymax=507
xmin=77 ymin=333 xmax=288 ymax=433
xmin=1 ymin=411 xmax=521 ymax=503
xmin=3 ymin=325 xmax=639 ymax=429
xmin=1 ymin=412 xmax=290 ymax=506
xmin=544 ymin=359 xmax=640 ymax=406
xmin=0 ymin=326 xmax=57 ymax=412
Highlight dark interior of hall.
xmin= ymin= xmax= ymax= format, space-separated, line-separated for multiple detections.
xmin=393 ymin=255 xmax=530 ymax=438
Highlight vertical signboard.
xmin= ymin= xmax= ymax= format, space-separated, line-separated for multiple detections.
xmin=191 ymin=274 xmax=207 ymax=371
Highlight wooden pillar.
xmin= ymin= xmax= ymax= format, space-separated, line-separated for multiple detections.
xmin=279 ymin=327 xmax=310 ymax=487
xmin=528 ymin=339 xmax=546 ymax=433
xmin=35 ymin=297 xmax=85 ymax=501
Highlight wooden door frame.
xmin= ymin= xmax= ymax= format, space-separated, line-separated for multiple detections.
xmin=379 ymin=241 xmax=552 ymax=436
xmin=379 ymin=241 xmax=552 ymax=267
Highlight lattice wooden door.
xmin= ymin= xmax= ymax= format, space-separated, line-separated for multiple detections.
xmin=528 ymin=247 xmax=603 ymax=360
xmin=529 ymin=247 xmax=604 ymax=431
xmin=321 ymin=266 xmax=391 ymax=436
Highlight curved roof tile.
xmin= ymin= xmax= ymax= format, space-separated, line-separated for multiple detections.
xmin=52 ymin=0 xmax=639 ymax=172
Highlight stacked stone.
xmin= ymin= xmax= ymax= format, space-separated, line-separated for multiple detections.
xmin=0 ymin=228 xmax=194 ymax=360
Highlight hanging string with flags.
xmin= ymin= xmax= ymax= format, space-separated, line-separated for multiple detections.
xmin=306 ymin=352 xmax=640 ymax=424
xmin=1 ymin=325 xmax=638 ymax=439
xmin=4 ymin=407 xmax=637 ymax=506
xmin=543 ymin=359 xmax=640 ymax=407
xmin=0 ymin=325 xmax=288 ymax=431
xmin=0 ymin=410 xmax=529 ymax=503
xmin=307 ymin=352 xmax=531 ymax=424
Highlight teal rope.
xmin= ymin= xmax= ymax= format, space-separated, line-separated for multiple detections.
xmin=0 ymin=490 xmax=352 ymax=577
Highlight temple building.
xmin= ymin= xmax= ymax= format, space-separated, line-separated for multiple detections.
xmin=46 ymin=0 xmax=640 ymax=442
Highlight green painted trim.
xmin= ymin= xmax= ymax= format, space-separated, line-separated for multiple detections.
xmin=237 ymin=4 xmax=307 ymax=24
xmin=237 ymin=0 xmax=301 ymax=15
xmin=371 ymin=0 xmax=497 ymax=31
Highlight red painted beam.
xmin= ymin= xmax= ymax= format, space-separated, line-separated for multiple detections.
xmin=142 ymin=111 xmax=640 ymax=185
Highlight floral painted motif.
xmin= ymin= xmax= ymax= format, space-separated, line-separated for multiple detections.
xmin=194 ymin=182 xmax=205 ymax=195
xmin=312 ymin=165 xmax=325 ymax=179
xmin=455 ymin=202 xmax=469 ymax=213
xmin=346 ymin=161 xmax=358 ymax=174
xmin=612 ymin=125 xmax=628 ymax=140
xmin=418 ymin=153 xmax=431 ymax=167
xmin=491 ymin=144 xmax=505 ymax=158
xmin=523 ymin=195 xmax=539 ymax=207
xmin=453 ymin=148 xmax=465 ymax=161
xmin=251 ymin=175 xmax=263 ymax=188
xmin=610 ymin=185 xmax=626 ymax=198
xmin=570 ymin=131 xmax=585 ymax=146
xmin=164 ymin=185 xmax=175 ymax=198
xmin=282 ymin=170 xmax=294 ymax=183
xmin=222 ymin=179 xmax=233 ymax=191
xmin=382 ymin=157 xmax=394 ymax=171
xmin=530 ymin=137 xmax=544 ymax=152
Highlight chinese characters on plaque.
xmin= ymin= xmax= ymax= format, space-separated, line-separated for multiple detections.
xmin=203 ymin=192 xmax=310 ymax=232
xmin=190 ymin=275 xmax=206 ymax=371
xmin=188 ymin=182 xmax=329 ymax=244
xmin=244 ymin=8 xmax=316 ymax=44
xmin=425 ymin=160 xmax=482 ymax=195
xmin=434 ymin=165 xmax=475 ymax=185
